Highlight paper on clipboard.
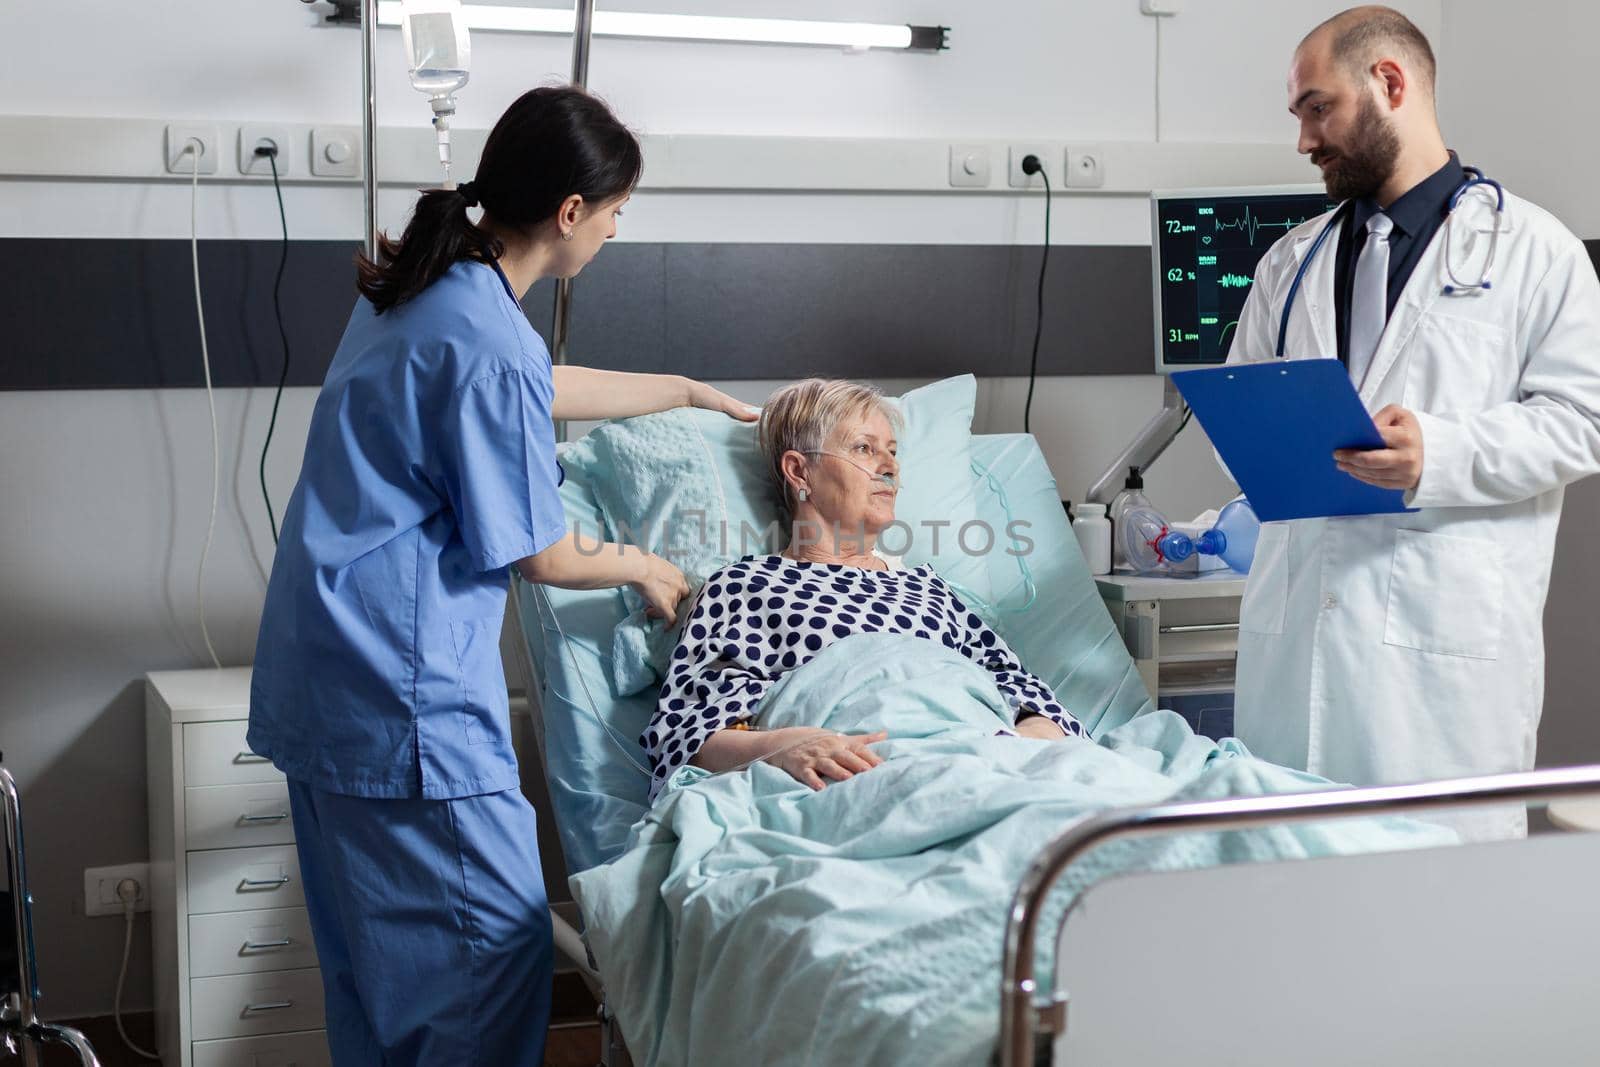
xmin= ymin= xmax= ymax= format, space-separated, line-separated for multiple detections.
xmin=1171 ymin=360 xmax=1413 ymax=522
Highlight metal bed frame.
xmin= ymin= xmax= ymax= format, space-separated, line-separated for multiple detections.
xmin=999 ymin=763 xmax=1600 ymax=1067
xmin=507 ymin=582 xmax=634 ymax=1067
xmin=1 ymin=764 xmax=102 ymax=1066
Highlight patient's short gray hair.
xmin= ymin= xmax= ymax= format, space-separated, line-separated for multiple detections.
xmin=758 ymin=379 xmax=902 ymax=518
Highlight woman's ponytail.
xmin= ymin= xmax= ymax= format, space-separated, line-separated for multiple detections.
xmin=354 ymin=186 xmax=503 ymax=313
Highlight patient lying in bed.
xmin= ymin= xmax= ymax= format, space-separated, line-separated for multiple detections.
xmin=643 ymin=378 xmax=1083 ymax=799
xmin=578 ymin=380 xmax=1454 ymax=1067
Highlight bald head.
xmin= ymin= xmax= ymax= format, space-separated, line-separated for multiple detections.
xmin=1300 ymin=6 xmax=1437 ymax=97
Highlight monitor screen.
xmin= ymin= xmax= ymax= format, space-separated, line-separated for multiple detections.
xmin=1151 ymin=187 xmax=1338 ymax=373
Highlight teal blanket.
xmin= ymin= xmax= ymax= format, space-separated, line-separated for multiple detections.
xmin=570 ymin=634 xmax=1447 ymax=1067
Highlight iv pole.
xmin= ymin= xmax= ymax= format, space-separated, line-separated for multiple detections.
xmin=552 ymin=0 xmax=597 ymax=442
xmin=361 ymin=0 xmax=379 ymax=261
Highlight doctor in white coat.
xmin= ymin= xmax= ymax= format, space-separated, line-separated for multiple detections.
xmin=1226 ymin=6 xmax=1600 ymax=835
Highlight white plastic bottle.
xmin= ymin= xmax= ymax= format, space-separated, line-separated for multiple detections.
xmin=1106 ymin=466 xmax=1152 ymax=571
xmin=1073 ymin=502 xmax=1112 ymax=576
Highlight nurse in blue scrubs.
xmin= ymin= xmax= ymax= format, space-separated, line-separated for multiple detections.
xmin=248 ymin=86 xmax=753 ymax=1066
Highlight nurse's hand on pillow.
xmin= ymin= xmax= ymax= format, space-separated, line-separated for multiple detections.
xmin=685 ymin=378 xmax=761 ymax=422
xmin=549 ymin=368 xmax=758 ymax=423
xmin=1333 ymin=404 xmax=1424 ymax=491
xmin=1014 ymin=713 xmax=1069 ymax=740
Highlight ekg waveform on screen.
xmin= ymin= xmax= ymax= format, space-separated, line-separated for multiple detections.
xmin=1155 ymin=190 xmax=1338 ymax=369
xmin=1209 ymin=204 xmax=1321 ymax=246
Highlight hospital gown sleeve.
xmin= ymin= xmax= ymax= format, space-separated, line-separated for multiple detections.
xmin=1409 ymin=238 xmax=1600 ymax=509
xmin=943 ymin=585 xmax=1083 ymax=738
xmin=643 ymin=583 xmax=775 ymax=793
xmin=436 ymin=367 xmax=568 ymax=573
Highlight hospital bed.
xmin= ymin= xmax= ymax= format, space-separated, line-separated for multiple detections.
xmin=510 ymin=418 xmax=1600 ymax=1067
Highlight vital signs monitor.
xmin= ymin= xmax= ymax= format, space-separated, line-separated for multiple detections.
xmin=1151 ymin=186 xmax=1338 ymax=374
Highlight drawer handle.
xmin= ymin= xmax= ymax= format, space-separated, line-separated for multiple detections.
xmin=1158 ymin=622 xmax=1241 ymax=635
xmin=233 ymin=751 xmax=272 ymax=765
xmin=239 ymin=811 xmax=290 ymax=824
xmin=243 ymin=999 xmax=294 ymax=1014
xmin=238 ymin=875 xmax=291 ymax=890
xmin=241 ymin=937 xmax=294 ymax=952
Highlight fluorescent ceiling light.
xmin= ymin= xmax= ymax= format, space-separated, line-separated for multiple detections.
xmin=371 ymin=2 xmax=945 ymax=51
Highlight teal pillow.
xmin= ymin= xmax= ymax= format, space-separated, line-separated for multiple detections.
xmin=562 ymin=375 xmax=995 ymax=695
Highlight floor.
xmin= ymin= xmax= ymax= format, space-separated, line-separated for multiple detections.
xmin=38 ymin=973 xmax=604 ymax=1066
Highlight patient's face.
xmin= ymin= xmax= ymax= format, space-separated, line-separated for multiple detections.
xmin=805 ymin=408 xmax=900 ymax=537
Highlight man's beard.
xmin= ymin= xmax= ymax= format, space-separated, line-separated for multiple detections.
xmin=1313 ymin=93 xmax=1401 ymax=201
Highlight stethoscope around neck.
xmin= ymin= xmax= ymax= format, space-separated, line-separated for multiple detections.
xmin=1273 ymin=165 xmax=1505 ymax=359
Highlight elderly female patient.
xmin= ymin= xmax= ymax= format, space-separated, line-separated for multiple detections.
xmin=643 ymin=378 xmax=1083 ymax=798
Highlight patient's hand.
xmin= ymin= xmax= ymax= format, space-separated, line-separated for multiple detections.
xmin=1014 ymin=713 xmax=1068 ymax=741
xmin=769 ymin=728 xmax=888 ymax=791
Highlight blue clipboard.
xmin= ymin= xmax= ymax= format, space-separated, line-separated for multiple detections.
xmin=1171 ymin=360 xmax=1413 ymax=522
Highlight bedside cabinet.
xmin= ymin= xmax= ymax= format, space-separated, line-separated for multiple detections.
xmin=146 ymin=668 xmax=331 ymax=1067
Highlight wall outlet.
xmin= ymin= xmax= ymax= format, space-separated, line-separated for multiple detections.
xmin=84 ymin=863 xmax=151 ymax=917
xmin=1008 ymin=144 xmax=1052 ymax=189
xmin=239 ymin=124 xmax=292 ymax=176
xmin=165 ymin=123 xmax=219 ymax=175
xmin=311 ymin=126 xmax=361 ymax=178
xmin=1065 ymin=144 xmax=1106 ymax=188
xmin=948 ymin=143 xmax=992 ymax=188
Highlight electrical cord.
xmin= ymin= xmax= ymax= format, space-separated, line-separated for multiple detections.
xmin=187 ymin=140 xmax=223 ymax=670
xmin=114 ymin=881 xmax=159 ymax=1061
xmin=258 ymin=147 xmax=292 ymax=544
xmin=1020 ymin=154 xmax=1052 ymax=434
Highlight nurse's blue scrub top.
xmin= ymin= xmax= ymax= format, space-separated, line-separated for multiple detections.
xmin=249 ymin=259 xmax=566 ymax=799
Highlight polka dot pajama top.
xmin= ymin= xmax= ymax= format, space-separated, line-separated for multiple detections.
xmin=644 ymin=554 xmax=1084 ymax=797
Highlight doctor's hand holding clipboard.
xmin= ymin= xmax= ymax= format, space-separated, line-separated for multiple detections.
xmin=1171 ymin=360 xmax=1418 ymax=522
xmin=1332 ymin=404 xmax=1424 ymax=491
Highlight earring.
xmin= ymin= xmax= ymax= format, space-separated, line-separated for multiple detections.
xmin=561 ymin=231 xmax=574 ymax=242
xmin=798 ymin=488 xmax=809 ymax=501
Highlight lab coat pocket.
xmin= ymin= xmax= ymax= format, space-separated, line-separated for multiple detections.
xmin=1238 ymin=523 xmax=1289 ymax=635
xmin=450 ymin=616 xmax=509 ymax=745
xmin=1406 ymin=311 xmax=1514 ymax=412
xmin=1383 ymin=528 xmax=1502 ymax=660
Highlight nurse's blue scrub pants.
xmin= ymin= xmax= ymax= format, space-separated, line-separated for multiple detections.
xmin=287 ymin=781 xmax=552 ymax=1066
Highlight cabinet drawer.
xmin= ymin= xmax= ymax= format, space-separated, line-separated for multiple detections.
xmin=189 ymin=907 xmax=318 ymax=978
xmin=190 ymin=968 xmax=326 ymax=1042
xmin=185 ymin=721 xmax=283 ymax=787
xmin=188 ymin=845 xmax=307 ymax=914
xmin=187 ymin=783 xmax=295 ymax=851
xmin=192 ymin=1029 xmax=331 ymax=1067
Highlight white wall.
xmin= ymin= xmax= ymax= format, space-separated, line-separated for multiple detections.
xmin=1436 ymin=1 xmax=1600 ymax=774
xmin=0 ymin=0 xmax=1454 ymax=1019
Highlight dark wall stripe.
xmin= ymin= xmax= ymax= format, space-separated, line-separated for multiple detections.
xmin=4 ymin=239 xmax=1152 ymax=390
xmin=9 ymin=237 xmax=1599 ymax=391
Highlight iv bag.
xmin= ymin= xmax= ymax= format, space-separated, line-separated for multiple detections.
xmin=400 ymin=0 xmax=471 ymax=104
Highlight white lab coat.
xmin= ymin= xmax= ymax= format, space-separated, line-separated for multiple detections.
xmin=1225 ymin=187 xmax=1600 ymax=837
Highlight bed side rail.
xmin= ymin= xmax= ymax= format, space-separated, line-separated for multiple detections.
xmin=998 ymin=763 xmax=1600 ymax=1067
